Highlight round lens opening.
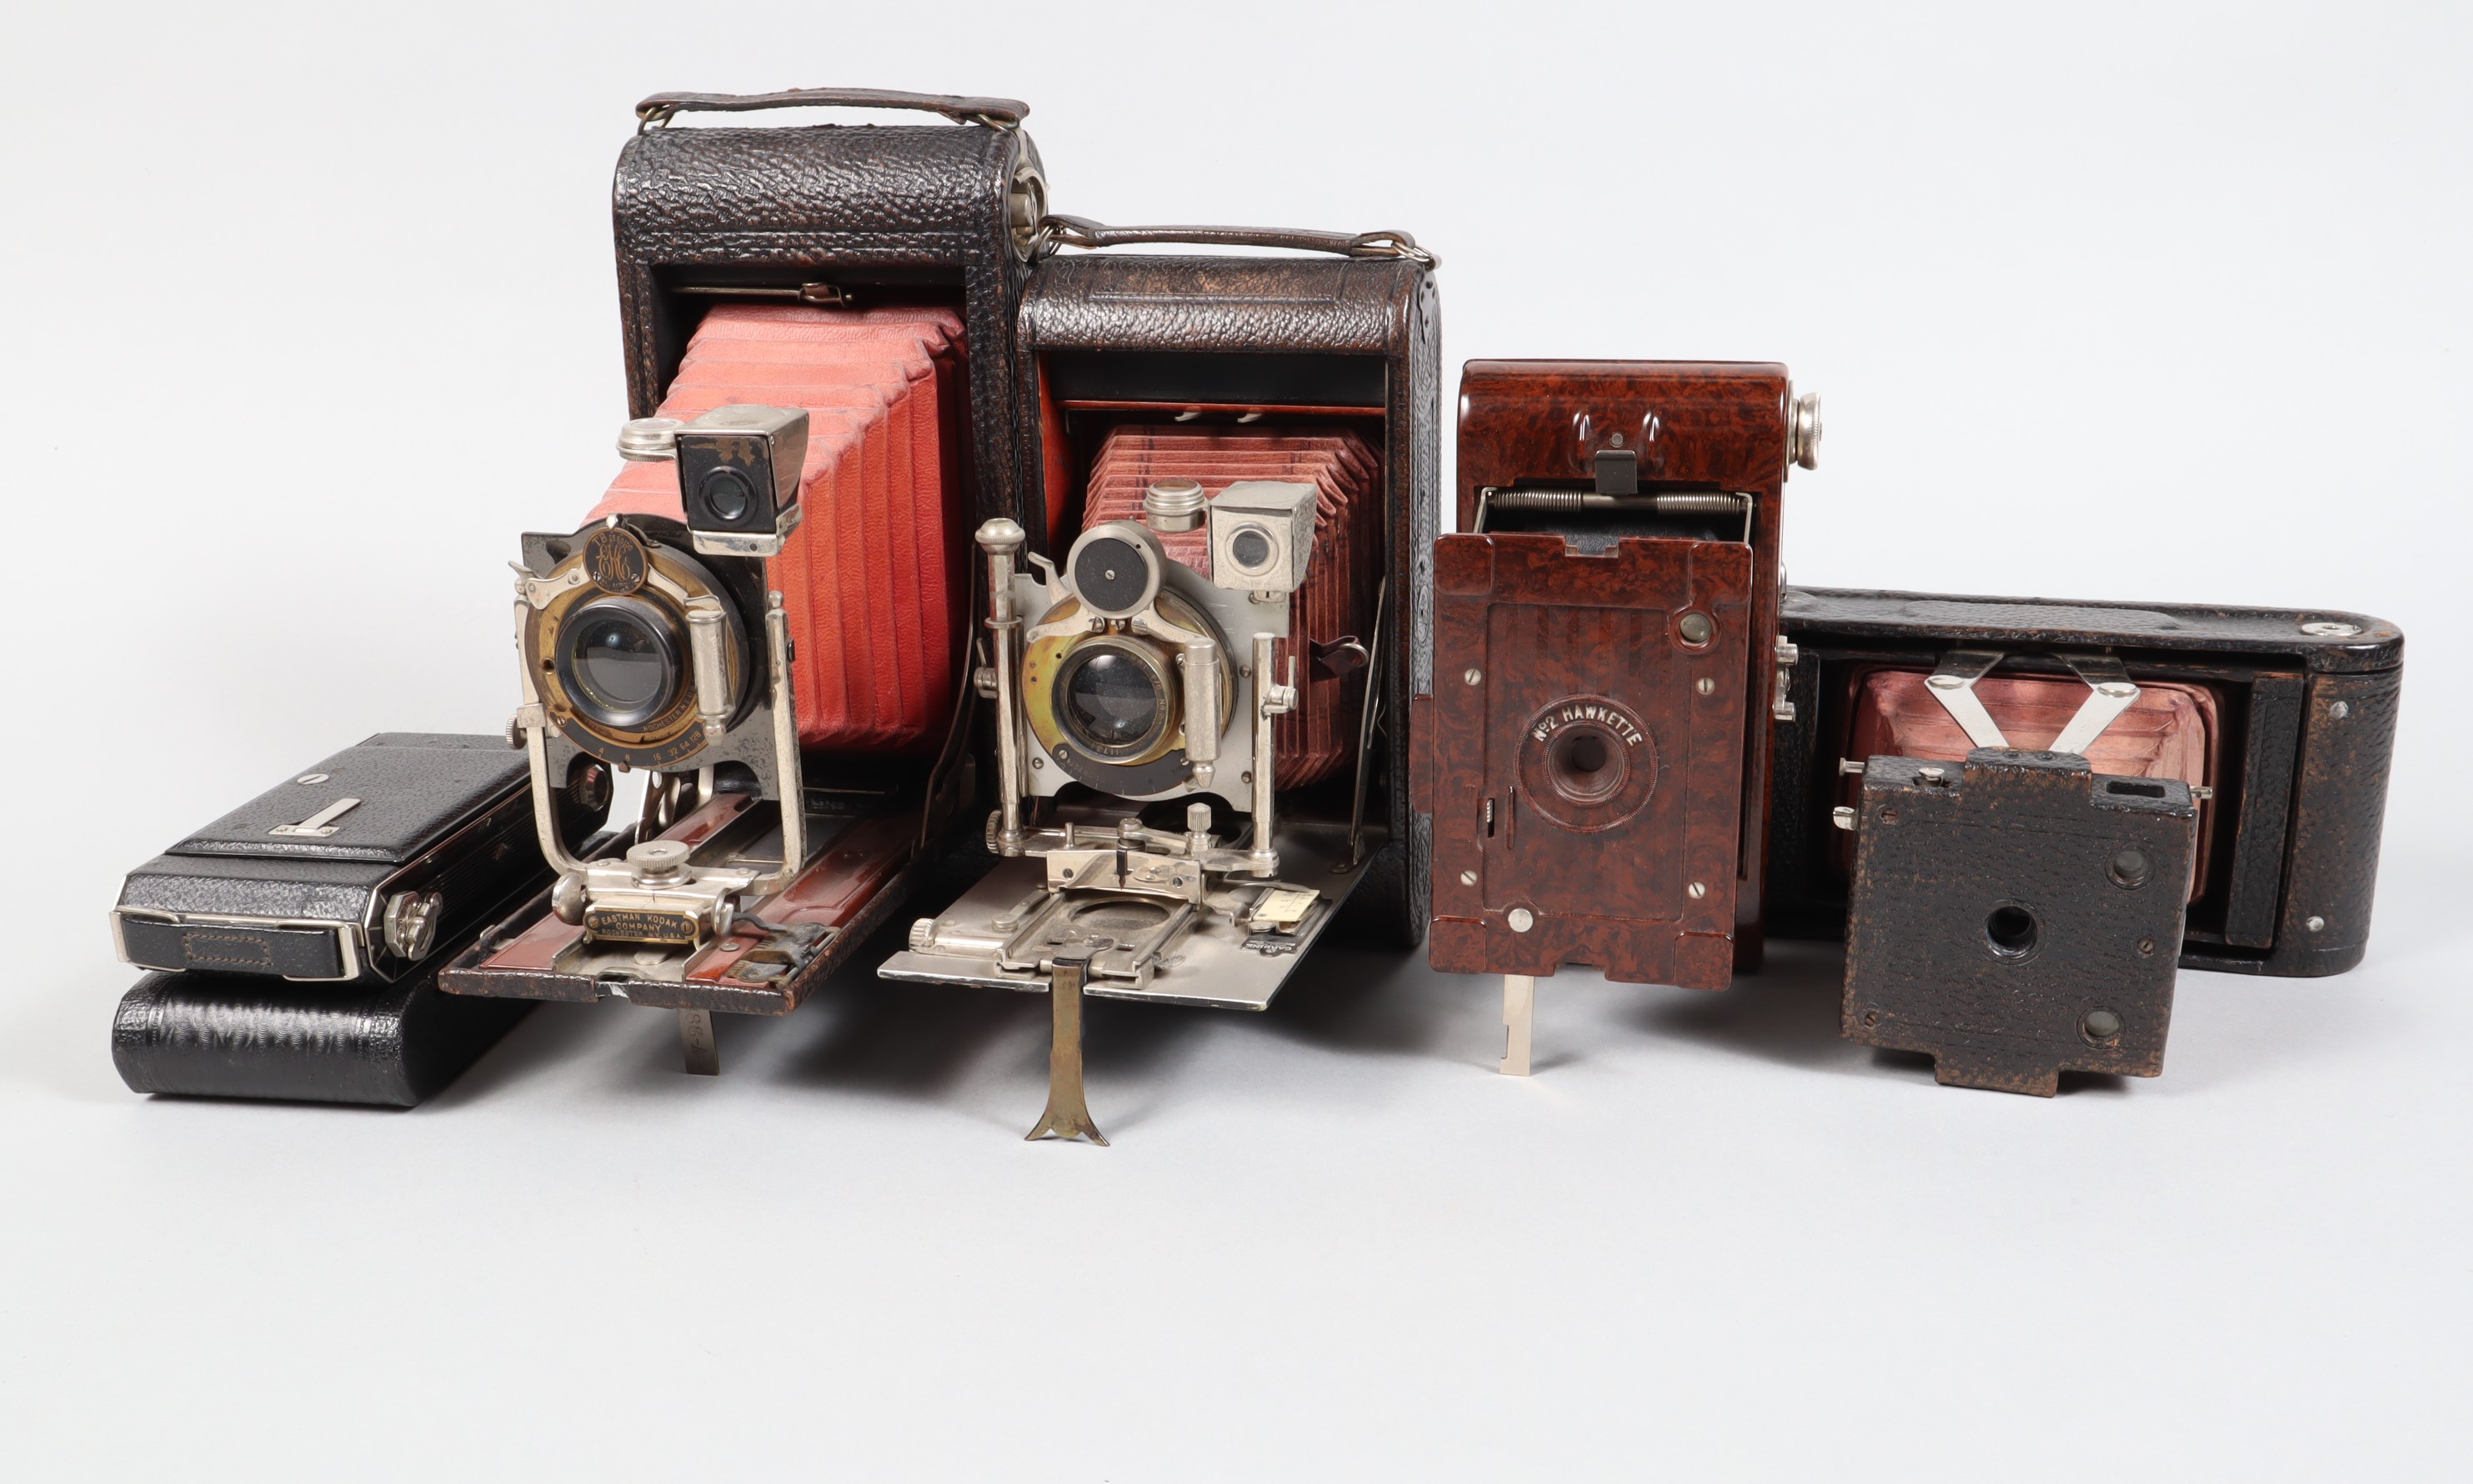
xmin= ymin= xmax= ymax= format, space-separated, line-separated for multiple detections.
xmin=1545 ymin=726 xmax=1625 ymax=803
xmin=1229 ymin=526 xmax=1275 ymax=573
xmin=699 ymin=467 xmax=754 ymax=524
xmin=1059 ymin=645 xmax=1168 ymax=757
xmin=1985 ymin=904 xmax=2040 ymax=958
xmin=557 ymin=597 xmax=684 ymax=732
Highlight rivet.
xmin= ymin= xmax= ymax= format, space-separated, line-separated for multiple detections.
xmin=296 ymin=773 xmax=328 ymax=785
xmin=1695 ymin=677 xmax=1716 ymax=696
xmin=1464 ymin=667 xmax=1483 ymax=686
xmin=1686 ymin=882 xmax=1707 ymax=900
xmin=1459 ymin=869 xmax=1478 ymax=886
xmin=2305 ymin=915 xmax=2326 ymax=932
xmin=1927 ymin=674 xmax=1964 ymax=691
xmin=2081 ymin=1008 xmax=2123 ymax=1042
xmin=2329 ymin=701 xmax=2350 ymax=721
xmin=1507 ymin=907 xmax=1534 ymax=932
xmin=1029 ymin=755 xmax=1044 ymax=769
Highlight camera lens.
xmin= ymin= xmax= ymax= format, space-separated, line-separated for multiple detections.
xmin=698 ymin=467 xmax=755 ymax=524
xmin=1058 ymin=645 xmax=1168 ymax=757
xmin=556 ymin=597 xmax=684 ymax=732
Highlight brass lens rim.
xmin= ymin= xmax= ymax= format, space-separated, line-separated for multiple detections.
xmin=555 ymin=593 xmax=687 ymax=732
xmin=523 ymin=525 xmax=748 ymax=770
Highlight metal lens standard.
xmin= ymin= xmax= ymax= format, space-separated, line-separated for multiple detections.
xmin=558 ymin=597 xmax=683 ymax=731
xmin=1058 ymin=645 xmax=1167 ymax=757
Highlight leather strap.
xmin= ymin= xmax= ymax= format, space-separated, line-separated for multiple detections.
xmin=1041 ymin=214 xmax=1436 ymax=268
xmin=636 ymin=87 xmax=1029 ymax=131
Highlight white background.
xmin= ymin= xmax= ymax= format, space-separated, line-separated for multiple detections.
xmin=3 ymin=2 xmax=2466 ymax=1478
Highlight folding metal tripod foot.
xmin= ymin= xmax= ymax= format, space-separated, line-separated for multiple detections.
xmin=679 ymin=1008 xmax=720 ymax=1076
xmin=1500 ymin=974 xmax=1534 ymax=1076
xmin=1026 ymin=953 xmax=1108 ymax=1145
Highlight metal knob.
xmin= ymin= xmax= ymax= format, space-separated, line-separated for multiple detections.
xmin=618 ymin=417 xmax=684 ymax=462
xmin=382 ymin=891 xmax=443 ymax=960
xmin=1789 ymin=392 xmax=1823 ymax=471
xmin=977 ymin=517 xmax=1027 ymax=556
xmin=1144 ymin=478 xmax=1207 ymax=533
xmin=627 ymin=839 xmax=692 ymax=884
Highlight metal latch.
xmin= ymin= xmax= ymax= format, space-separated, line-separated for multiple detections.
xmin=270 ymin=797 xmax=362 ymax=837
xmin=1772 ymin=636 xmax=1800 ymax=722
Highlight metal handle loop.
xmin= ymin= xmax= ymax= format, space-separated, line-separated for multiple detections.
xmin=635 ymin=87 xmax=1029 ymax=134
xmin=1037 ymin=214 xmax=1437 ymax=268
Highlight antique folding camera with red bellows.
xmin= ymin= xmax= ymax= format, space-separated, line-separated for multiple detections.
xmin=432 ymin=90 xmax=1440 ymax=1133
xmin=437 ymin=89 xmax=1052 ymax=1068
xmin=879 ymin=221 xmax=1439 ymax=1142
xmin=1413 ymin=361 xmax=1820 ymax=1072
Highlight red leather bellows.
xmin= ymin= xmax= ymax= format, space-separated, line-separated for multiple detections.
xmin=1841 ymin=669 xmax=2221 ymax=896
xmin=590 ymin=304 xmax=968 ymax=754
xmin=1081 ymin=425 xmax=1382 ymax=787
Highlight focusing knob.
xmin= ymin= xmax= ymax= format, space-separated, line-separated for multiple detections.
xmin=382 ymin=891 xmax=442 ymax=961
xmin=627 ymin=839 xmax=693 ymax=885
xmin=1789 ymin=392 xmax=1823 ymax=471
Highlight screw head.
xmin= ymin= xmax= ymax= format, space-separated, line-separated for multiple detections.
xmin=1695 ymin=677 xmax=1716 ymax=696
xmin=1459 ymin=869 xmax=1478 ymax=886
xmin=1507 ymin=907 xmax=1534 ymax=932
xmin=1464 ymin=667 xmax=1483 ymax=686
xmin=296 ymin=773 xmax=328 ymax=785
xmin=2305 ymin=915 xmax=2326 ymax=932
xmin=1927 ymin=674 xmax=1964 ymax=691
xmin=2137 ymin=937 xmax=2156 ymax=957
xmin=1686 ymin=882 xmax=1708 ymax=900
xmin=2300 ymin=620 xmax=2361 ymax=637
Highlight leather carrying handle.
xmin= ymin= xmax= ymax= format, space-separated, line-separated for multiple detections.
xmin=636 ymin=87 xmax=1029 ymax=131
xmin=1041 ymin=214 xmax=1436 ymax=268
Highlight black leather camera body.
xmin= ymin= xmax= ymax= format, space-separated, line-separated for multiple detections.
xmin=1766 ymin=588 xmax=2404 ymax=979
xmin=108 ymin=734 xmax=568 ymax=1105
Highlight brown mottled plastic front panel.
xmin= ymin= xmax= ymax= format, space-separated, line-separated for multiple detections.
xmin=1457 ymin=362 xmax=1794 ymax=967
xmin=1426 ymin=532 xmax=1753 ymax=988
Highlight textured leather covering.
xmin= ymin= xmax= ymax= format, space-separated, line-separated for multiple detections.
xmin=1844 ymin=751 xmax=2196 ymax=1094
xmin=1016 ymin=253 xmax=1440 ymax=946
xmin=1782 ymin=587 xmax=2402 ymax=672
xmin=114 ymin=734 xmax=548 ymax=982
xmin=1020 ymin=256 xmax=1424 ymax=355
xmin=1770 ymin=586 xmax=2404 ymax=977
xmin=613 ymin=121 xmax=1040 ymax=536
xmin=164 ymin=733 xmax=523 ymax=864
xmin=113 ymin=927 xmax=533 ymax=1107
